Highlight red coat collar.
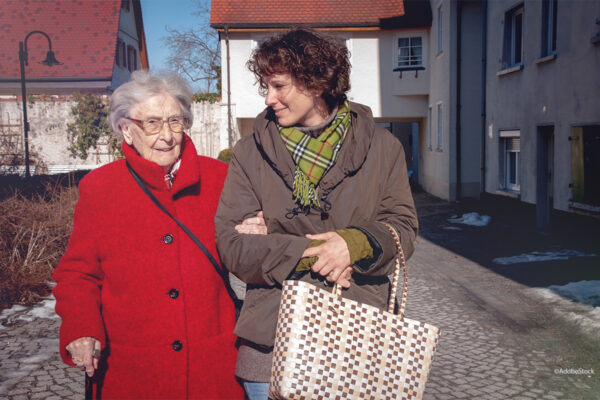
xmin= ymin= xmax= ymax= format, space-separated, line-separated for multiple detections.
xmin=122 ymin=134 xmax=201 ymax=193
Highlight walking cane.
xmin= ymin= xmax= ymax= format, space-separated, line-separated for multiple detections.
xmin=85 ymin=374 xmax=93 ymax=400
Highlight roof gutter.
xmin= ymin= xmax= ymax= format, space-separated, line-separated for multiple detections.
xmin=456 ymin=0 xmax=462 ymax=200
xmin=225 ymin=26 xmax=232 ymax=147
xmin=480 ymin=0 xmax=487 ymax=194
xmin=211 ymin=22 xmax=383 ymax=30
xmin=0 ymin=77 xmax=112 ymax=83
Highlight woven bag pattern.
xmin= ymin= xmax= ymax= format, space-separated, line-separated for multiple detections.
xmin=269 ymin=223 xmax=440 ymax=400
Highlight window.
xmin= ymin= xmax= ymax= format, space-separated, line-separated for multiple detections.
xmin=396 ymin=36 xmax=423 ymax=69
xmin=127 ymin=45 xmax=137 ymax=72
xmin=500 ymin=130 xmax=521 ymax=192
xmin=437 ymin=5 xmax=443 ymax=54
xmin=436 ymin=103 xmax=443 ymax=151
xmin=427 ymin=106 xmax=432 ymax=150
xmin=571 ymin=126 xmax=600 ymax=206
xmin=116 ymin=39 xmax=127 ymax=68
xmin=502 ymin=5 xmax=524 ymax=68
xmin=541 ymin=0 xmax=557 ymax=57
xmin=121 ymin=0 xmax=130 ymax=11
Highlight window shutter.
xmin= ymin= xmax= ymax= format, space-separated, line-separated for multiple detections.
xmin=571 ymin=127 xmax=584 ymax=202
xmin=506 ymin=137 xmax=520 ymax=152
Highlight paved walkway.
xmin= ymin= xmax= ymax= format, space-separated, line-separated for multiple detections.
xmin=1 ymin=195 xmax=598 ymax=399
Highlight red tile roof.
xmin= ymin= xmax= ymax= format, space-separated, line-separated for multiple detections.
xmin=0 ymin=0 xmax=121 ymax=79
xmin=210 ymin=0 xmax=405 ymax=28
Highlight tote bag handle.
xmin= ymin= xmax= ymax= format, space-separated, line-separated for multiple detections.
xmin=332 ymin=222 xmax=407 ymax=318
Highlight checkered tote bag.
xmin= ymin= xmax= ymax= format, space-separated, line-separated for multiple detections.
xmin=269 ymin=223 xmax=440 ymax=400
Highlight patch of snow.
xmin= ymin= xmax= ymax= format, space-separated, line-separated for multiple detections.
xmin=493 ymin=250 xmax=597 ymax=265
xmin=448 ymin=212 xmax=491 ymax=226
xmin=1 ymin=295 xmax=59 ymax=327
xmin=527 ymin=287 xmax=600 ymax=339
xmin=0 ymin=304 xmax=27 ymax=319
xmin=27 ymin=298 xmax=59 ymax=320
xmin=548 ymin=280 xmax=600 ymax=307
xmin=443 ymin=226 xmax=462 ymax=231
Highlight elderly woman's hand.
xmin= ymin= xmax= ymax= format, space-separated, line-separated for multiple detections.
xmin=302 ymin=232 xmax=353 ymax=288
xmin=235 ymin=211 xmax=267 ymax=235
xmin=66 ymin=337 xmax=101 ymax=377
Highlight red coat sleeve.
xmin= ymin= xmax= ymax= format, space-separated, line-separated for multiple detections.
xmin=53 ymin=176 xmax=106 ymax=365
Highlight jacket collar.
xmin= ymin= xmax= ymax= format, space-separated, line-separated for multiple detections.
xmin=123 ymin=134 xmax=201 ymax=194
xmin=253 ymin=101 xmax=375 ymax=194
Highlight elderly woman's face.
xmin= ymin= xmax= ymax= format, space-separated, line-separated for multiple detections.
xmin=263 ymin=73 xmax=327 ymax=127
xmin=122 ymin=94 xmax=183 ymax=172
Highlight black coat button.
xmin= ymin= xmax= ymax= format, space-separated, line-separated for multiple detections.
xmin=168 ymin=289 xmax=179 ymax=299
xmin=172 ymin=340 xmax=182 ymax=351
xmin=163 ymin=234 xmax=174 ymax=244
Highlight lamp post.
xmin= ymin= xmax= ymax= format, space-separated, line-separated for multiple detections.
xmin=19 ymin=30 xmax=62 ymax=178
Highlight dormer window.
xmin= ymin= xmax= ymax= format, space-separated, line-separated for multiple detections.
xmin=116 ymin=39 xmax=127 ymax=68
xmin=127 ymin=45 xmax=137 ymax=72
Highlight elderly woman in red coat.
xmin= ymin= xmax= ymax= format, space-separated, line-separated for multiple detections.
xmin=53 ymin=70 xmax=248 ymax=399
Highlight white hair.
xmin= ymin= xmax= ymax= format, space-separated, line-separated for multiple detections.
xmin=108 ymin=70 xmax=194 ymax=136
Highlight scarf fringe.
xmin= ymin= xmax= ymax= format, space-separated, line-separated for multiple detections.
xmin=293 ymin=168 xmax=320 ymax=208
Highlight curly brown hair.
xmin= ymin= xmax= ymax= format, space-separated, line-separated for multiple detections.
xmin=247 ymin=28 xmax=351 ymax=107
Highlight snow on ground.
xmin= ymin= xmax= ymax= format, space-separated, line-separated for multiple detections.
xmin=0 ymin=295 xmax=59 ymax=326
xmin=493 ymin=250 xmax=597 ymax=265
xmin=548 ymin=280 xmax=600 ymax=307
xmin=448 ymin=212 xmax=491 ymax=226
xmin=526 ymin=286 xmax=600 ymax=338
xmin=443 ymin=226 xmax=463 ymax=231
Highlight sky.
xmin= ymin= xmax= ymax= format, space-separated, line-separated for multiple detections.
xmin=140 ymin=0 xmax=208 ymax=89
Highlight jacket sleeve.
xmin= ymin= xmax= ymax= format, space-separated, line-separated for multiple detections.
xmin=351 ymin=136 xmax=418 ymax=276
xmin=215 ymin=144 xmax=311 ymax=286
xmin=52 ymin=178 xmax=106 ymax=365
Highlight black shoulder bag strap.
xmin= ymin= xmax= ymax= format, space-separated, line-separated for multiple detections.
xmin=126 ymin=162 xmax=242 ymax=311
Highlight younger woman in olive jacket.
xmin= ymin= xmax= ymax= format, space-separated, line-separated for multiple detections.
xmin=215 ymin=28 xmax=418 ymax=399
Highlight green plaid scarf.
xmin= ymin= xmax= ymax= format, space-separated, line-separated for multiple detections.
xmin=279 ymin=101 xmax=351 ymax=208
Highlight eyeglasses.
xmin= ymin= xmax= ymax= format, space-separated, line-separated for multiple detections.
xmin=126 ymin=116 xmax=187 ymax=135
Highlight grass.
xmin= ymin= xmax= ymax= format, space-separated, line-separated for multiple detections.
xmin=0 ymin=173 xmax=85 ymax=311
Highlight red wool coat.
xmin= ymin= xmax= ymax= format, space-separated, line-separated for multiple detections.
xmin=53 ymin=136 xmax=243 ymax=399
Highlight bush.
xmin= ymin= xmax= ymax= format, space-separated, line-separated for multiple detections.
xmin=193 ymin=93 xmax=221 ymax=103
xmin=67 ymin=93 xmax=122 ymax=160
xmin=0 ymin=174 xmax=80 ymax=311
xmin=217 ymin=148 xmax=233 ymax=164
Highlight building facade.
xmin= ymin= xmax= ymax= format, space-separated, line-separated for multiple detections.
xmin=485 ymin=0 xmax=600 ymax=221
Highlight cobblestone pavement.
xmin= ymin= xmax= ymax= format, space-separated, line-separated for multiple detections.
xmin=408 ymin=239 xmax=599 ymax=400
xmin=0 ymin=316 xmax=84 ymax=399
xmin=1 ymin=195 xmax=599 ymax=399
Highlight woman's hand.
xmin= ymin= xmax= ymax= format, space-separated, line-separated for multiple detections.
xmin=235 ymin=211 xmax=267 ymax=235
xmin=302 ymin=232 xmax=353 ymax=288
xmin=66 ymin=337 xmax=101 ymax=377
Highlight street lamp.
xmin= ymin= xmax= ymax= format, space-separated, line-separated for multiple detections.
xmin=19 ymin=30 xmax=62 ymax=178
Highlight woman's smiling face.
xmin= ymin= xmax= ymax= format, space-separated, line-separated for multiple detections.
xmin=263 ymin=73 xmax=326 ymax=128
xmin=122 ymin=94 xmax=183 ymax=172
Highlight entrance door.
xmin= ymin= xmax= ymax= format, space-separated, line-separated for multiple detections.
xmin=376 ymin=121 xmax=419 ymax=183
xmin=536 ymin=126 xmax=554 ymax=228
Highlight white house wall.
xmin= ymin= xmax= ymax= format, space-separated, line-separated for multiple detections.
xmin=220 ymin=28 xmax=433 ymax=145
xmin=420 ymin=0 xmax=452 ymax=200
xmin=485 ymin=0 xmax=600 ymax=212
xmin=0 ymin=99 xmax=223 ymax=174
xmin=111 ymin=2 xmax=139 ymax=91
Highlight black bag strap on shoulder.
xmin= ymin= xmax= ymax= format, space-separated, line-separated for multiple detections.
xmin=126 ymin=162 xmax=242 ymax=311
